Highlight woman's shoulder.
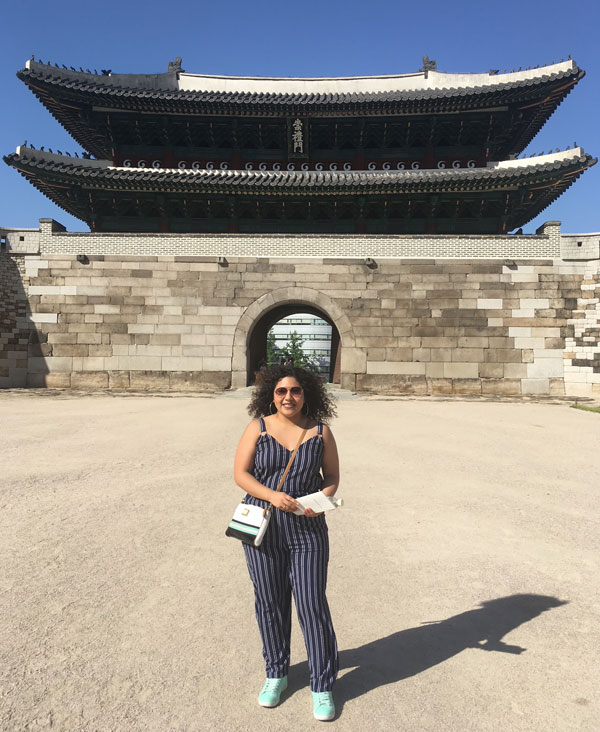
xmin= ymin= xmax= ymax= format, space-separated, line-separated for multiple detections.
xmin=319 ymin=422 xmax=335 ymax=440
xmin=241 ymin=418 xmax=264 ymax=439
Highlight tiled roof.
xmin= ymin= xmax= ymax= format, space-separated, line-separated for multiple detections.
xmin=19 ymin=59 xmax=583 ymax=110
xmin=5 ymin=147 xmax=595 ymax=191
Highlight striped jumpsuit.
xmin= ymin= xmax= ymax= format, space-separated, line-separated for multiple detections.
xmin=243 ymin=417 xmax=339 ymax=692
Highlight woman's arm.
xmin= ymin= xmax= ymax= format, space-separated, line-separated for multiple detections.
xmin=304 ymin=424 xmax=339 ymax=518
xmin=320 ymin=424 xmax=340 ymax=497
xmin=233 ymin=420 xmax=301 ymax=512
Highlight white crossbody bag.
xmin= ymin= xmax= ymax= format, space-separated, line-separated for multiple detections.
xmin=226 ymin=427 xmax=307 ymax=547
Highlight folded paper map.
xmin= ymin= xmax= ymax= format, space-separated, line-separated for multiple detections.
xmin=293 ymin=491 xmax=343 ymax=516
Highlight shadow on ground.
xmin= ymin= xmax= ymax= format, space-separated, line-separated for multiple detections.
xmin=288 ymin=593 xmax=567 ymax=709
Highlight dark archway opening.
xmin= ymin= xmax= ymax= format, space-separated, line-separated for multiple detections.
xmin=247 ymin=304 xmax=341 ymax=386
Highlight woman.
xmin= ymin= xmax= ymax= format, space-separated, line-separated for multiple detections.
xmin=233 ymin=365 xmax=339 ymax=721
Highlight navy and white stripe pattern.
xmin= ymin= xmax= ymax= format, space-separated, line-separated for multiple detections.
xmin=243 ymin=417 xmax=338 ymax=692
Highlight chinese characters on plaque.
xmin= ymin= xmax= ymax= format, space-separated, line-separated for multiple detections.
xmin=288 ymin=118 xmax=309 ymax=159
xmin=292 ymin=119 xmax=304 ymax=154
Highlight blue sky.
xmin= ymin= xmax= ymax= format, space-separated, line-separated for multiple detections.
xmin=1 ymin=0 xmax=598 ymax=233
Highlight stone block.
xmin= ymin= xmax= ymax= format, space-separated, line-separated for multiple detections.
xmin=477 ymin=299 xmax=503 ymax=309
xmin=48 ymin=333 xmax=77 ymax=344
xmin=521 ymin=350 xmax=534 ymax=363
xmin=355 ymin=337 xmax=398 ymax=348
xmin=564 ymin=383 xmax=592 ymax=397
xmin=181 ymin=334 xmax=207 ymax=346
xmin=340 ymin=373 xmax=356 ymax=391
xmin=451 ymin=348 xmax=484 ymax=362
xmin=481 ymin=379 xmax=521 ymax=395
xmin=544 ymin=338 xmax=565 ymax=349
xmin=71 ymin=371 xmax=109 ymax=389
xmin=231 ymin=347 xmax=246 ymax=371
xmin=80 ymin=357 xmax=106 ymax=372
xmin=479 ymin=363 xmax=503 ymax=378
xmin=356 ymin=374 xmax=428 ymax=395
xmin=425 ymin=363 xmax=444 ymax=378
xmin=31 ymin=312 xmax=58 ymax=324
xmin=485 ymin=349 xmax=522 ymax=364
xmin=130 ymin=371 xmax=171 ymax=390
xmin=452 ymin=379 xmax=482 ymax=395
xmin=527 ymin=358 xmax=564 ymax=379
xmin=44 ymin=373 xmax=72 ymax=388
xmin=503 ymin=363 xmax=528 ymax=378
xmin=53 ymin=345 xmax=89 ymax=357
xmin=383 ymin=347 xmax=413 ymax=361
xmin=514 ymin=337 xmax=545 ymax=349
xmin=31 ymin=356 xmax=72 ymax=372
xmin=420 ymin=337 xmax=458 ymax=348
xmin=117 ymin=356 xmax=162 ymax=371
xmin=108 ymin=371 xmax=130 ymax=388
xmin=182 ymin=346 xmax=214 ymax=357
xmin=205 ymin=334 xmax=234 ymax=347
xmin=458 ymin=337 xmax=488 ymax=348
xmin=366 ymin=361 xmax=426 ymax=375
xmin=430 ymin=348 xmax=452 ymax=363
xmin=203 ymin=357 xmax=232 ymax=371
xmin=94 ymin=304 xmax=121 ymax=314
xmin=521 ymin=298 xmax=550 ymax=310
xmin=152 ymin=334 xmax=181 ymax=346
xmin=521 ymin=378 xmax=550 ymax=395
xmin=341 ymin=347 xmax=367 ymax=374
xmin=428 ymin=378 xmax=453 ymax=394
xmin=488 ymin=337 xmax=514 ymax=349
xmin=443 ymin=362 xmax=479 ymax=378
xmin=77 ymin=333 xmax=103 ymax=345
xmin=128 ymin=324 xmax=155 ymax=334
xmin=170 ymin=371 xmax=231 ymax=391
xmin=508 ymin=327 xmax=531 ymax=337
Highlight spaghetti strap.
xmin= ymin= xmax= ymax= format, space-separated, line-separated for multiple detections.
xmin=317 ymin=422 xmax=323 ymax=437
xmin=259 ymin=417 xmax=267 ymax=435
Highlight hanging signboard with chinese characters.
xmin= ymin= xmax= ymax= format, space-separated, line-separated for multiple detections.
xmin=287 ymin=118 xmax=309 ymax=159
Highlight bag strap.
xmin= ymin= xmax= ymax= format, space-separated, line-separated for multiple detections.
xmin=274 ymin=427 xmax=308 ymax=493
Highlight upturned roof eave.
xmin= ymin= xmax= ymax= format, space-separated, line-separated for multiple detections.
xmin=5 ymin=149 xmax=596 ymax=196
xmin=17 ymin=62 xmax=583 ymax=110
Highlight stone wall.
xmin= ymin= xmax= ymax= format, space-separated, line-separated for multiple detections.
xmin=0 ymin=255 xmax=32 ymax=387
xmin=37 ymin=218 xmax=561 ymax=259
xmin=0 ymin=228 xmax=41 ymax=254
xmin=1 ymin=238 xmax=598 ymax=397
xmin=561 ymin=232 xmax=600 ymax=261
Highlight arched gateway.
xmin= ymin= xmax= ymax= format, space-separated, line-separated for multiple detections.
xmin=232 ymin=288 xmax=355 ymax=388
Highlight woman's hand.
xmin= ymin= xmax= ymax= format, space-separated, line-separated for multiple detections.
xmin=303 ymin=508 xmax=323 ymax=518
xmin=270 ymin=492 xmax=301 ymax=513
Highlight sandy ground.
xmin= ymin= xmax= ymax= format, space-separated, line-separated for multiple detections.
xmin=1 ymin=390 xmax=599 ymax=732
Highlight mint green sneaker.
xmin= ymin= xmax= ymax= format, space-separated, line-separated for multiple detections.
xmin=312 ymin=691 xmax=335 ymax=721
xmin=258 ymin=676 xmax=288 ymax=707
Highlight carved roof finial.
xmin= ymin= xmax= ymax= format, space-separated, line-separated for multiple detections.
xmin=420 ymin=56 xmax=437 ymax=72
xmin=168 ymin=57 xmax=184 ymax=73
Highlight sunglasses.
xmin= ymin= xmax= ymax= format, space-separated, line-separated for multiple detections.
xmin=274 ymin=386 xmax=303 ymax=397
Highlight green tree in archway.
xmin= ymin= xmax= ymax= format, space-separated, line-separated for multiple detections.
xmin=266 ymin=331 xmax=281 ymax=366
xmin=280 ymin=331 xmax=319 ymax=373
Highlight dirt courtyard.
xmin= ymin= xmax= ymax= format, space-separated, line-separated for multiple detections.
xmin=1 ymin=391 xmax=598 ymax=732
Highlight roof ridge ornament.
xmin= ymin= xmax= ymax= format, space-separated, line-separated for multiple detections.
xmin=168 ymin=57 xmax=184 ymax=73
xmin=420 ymin=56 xmax=437 ymax=76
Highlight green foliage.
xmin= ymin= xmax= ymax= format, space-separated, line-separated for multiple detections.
xmin=281 ymin=331 xmax=308 ymax=367
xmin=570 ymin=404 xmax=600 ymax=414
xmin=266 ymin=331 xmax=280 ymax=366
xmin=267 ymin=329 xmax=319 ymax=373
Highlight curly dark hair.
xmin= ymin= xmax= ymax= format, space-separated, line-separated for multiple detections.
xmin=247 ymin=366 xmax=337 ymax=422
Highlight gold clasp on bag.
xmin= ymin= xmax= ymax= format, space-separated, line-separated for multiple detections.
xmin=241 ymin=508 xmax=250 ymax=516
